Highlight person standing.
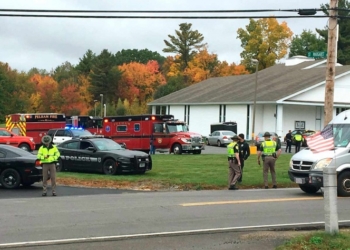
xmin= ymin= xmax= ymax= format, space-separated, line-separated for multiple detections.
xmin=37 ymin=135 xmax=60 ymax=196
xmin=293 ymin=131 xmax=303 ymax=153
xmin=150 ymin=134 xmax=156 ymax=155
xmin=284 ymin=130 xmax=292 ymax=153
xmin=237 ymin=133 xmax=250 ymax=182
xmin=257 ymin=132 xmax=281 ymax=189
xmin=227 ymin=135 xmax=241 ymax=190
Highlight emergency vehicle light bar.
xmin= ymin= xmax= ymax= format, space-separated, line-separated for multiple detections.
xmin=65 ymin=126 xmax=83 ymax=130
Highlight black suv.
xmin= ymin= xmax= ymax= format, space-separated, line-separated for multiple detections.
xmin=47 ymin=128 xmax=92 ymax=145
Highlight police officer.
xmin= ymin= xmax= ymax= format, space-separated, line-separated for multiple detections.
xmin=237 ymin=133 xmax=250 ymax=182
xmin=37 ymin=135 xmax=60 ymax=196
xmin=257 ymin=132 xmax=281 ymax=189
xmin=227 ymin=135 xmax=241 ymax=190
xmin=293 ymin=131 xmax=303 ymax=153
xmin=284 ymin=130 xmax=292 ymax=153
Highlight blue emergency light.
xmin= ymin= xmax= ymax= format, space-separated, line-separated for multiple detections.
xmin=65 ymin=126 xmax=83 ymax=130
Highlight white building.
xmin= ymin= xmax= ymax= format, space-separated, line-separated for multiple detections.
xmin=148 ymin=56 xmax=350 ymax=139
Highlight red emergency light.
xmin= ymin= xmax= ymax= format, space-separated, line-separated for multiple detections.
xmin=104 ymin=119 xmax=109 ymax=123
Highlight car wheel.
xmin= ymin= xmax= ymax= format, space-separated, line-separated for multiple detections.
xmin=299 ymin=184 xmax=320 ymax=194
xmin=0 ymin=168 xmax=21 ymax=189
xmin=56 ymin=158 xmax=63 ymax=172
xmin=19 ymin=143 xmax=30 ymax=151
xmin=217 ymin=140 xmax=221 ymax=147
xmin=337 ymin=171 xmax=350 ymax=197
xmin=172 ymin=143 xmax=182 ymax=155
xmin=103 ymin=159 xmax=118 ymax=175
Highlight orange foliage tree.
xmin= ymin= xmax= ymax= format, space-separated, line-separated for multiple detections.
xmin=118 ymin=61 xmax=166 ymax=105
xmin=28 ymin=74 xmax=59 ymax=112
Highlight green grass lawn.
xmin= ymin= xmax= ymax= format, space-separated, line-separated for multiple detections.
xmin=58 ymin=154 xmax=297 ymax=190
xmin=0 ymin=124 xmax=5 ymax=128
xmin=276 ymin=230 xmax=350 ymax=250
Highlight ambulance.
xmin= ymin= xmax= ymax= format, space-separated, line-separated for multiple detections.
xmin=102 ymin=114 xmax=205 ymax=154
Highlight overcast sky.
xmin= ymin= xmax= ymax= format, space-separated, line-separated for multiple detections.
xmin=1 ymin=0 xmax=329 ymax=72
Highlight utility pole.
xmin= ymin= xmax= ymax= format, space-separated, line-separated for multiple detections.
xmin=324 ymin=0 xmax=338 ymax=126
xmin=323 ymin=0 xmax=339 ymax=235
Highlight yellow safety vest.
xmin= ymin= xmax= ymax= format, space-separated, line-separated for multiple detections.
xmin=37 ymin=145 xmax=60 ymax=164
xmin=261 ymin=141 xmax=276 ymax=155
xmin=227 ymin=142 xmax=237 ymax=157
xmin=294 ymin=134 xmax=302 ymax=142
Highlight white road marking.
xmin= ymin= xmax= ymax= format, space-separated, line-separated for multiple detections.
xmin=1 ymin=220 xmax=350 ymax=248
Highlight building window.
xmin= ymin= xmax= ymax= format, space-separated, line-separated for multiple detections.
xmin=117 ymin=125 xmax=127 ymax=132
xmin=134 ymin=123 xmax=140 ymax=132
xmin=295 ymin=121 xmax=305 ymax=129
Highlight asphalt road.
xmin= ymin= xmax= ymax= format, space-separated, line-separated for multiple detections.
xmin=1 ymin=187 xmax=349 ymax=249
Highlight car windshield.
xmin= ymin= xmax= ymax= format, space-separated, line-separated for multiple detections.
xmin=71 ymin=130 xmax=92 ymax=136
xmin=167 ymin=123 xmax=189 ymax=133
xmin=93 ymin=139 xmax=123 ymax=151
xmin=222 ymin=131 xmax=235 ymax=136
xmin=333 ymin=124 xmax=350 ymax=147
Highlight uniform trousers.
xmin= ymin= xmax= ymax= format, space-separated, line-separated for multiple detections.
xmin=42 ymin=163 xmax=56 ymax=194
xmin=295 ymin=141 xmax=302 ymax=153
xmin=228 ymin=158 xmax=241 ymax=187
xmin=263 ymin=156 xmax=277 ymax=186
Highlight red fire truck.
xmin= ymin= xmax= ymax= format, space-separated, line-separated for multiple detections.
xmin=5 ymin=113 xmax=66 ymax=148
xmin=66 ymin=115 xmax=103 ymax=135
xmin=102 ymin=114 xmax=205 ymax=154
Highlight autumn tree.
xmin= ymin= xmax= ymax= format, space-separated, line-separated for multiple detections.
xmin=289 ymin=30 xmax=326 ymax=57
xmin=316 ymin=0 xmax=350 ymax=65
xmin=237 ymin=17 xmax=293 ymax=72
xmin=28 ymin=74 xmax=59 ymax=112
xmin=118 ymin=61 xmax=166 ymax=106
xmin=215 ymin=61 xmax=248 ymax=76
xmin=115 ymin=49 xmax=165 ymax=67
xmin=163 ymin=23 xmax=206 ymax=71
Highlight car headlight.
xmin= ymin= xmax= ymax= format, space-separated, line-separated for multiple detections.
xmin=180 ymin=138 xmax=191 ymax=143
xmin=30 ymin=138 xmax=34 ymax=142
xmin=289 ymin=159 xmax=293 ymax=169
xmin=313 ymin=158 xmax=333 ymax=170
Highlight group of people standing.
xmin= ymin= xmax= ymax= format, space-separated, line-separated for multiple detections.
xmin=284 ymin=130 xmax=304 ymax=153
xmin=227 ymin=132 xmax=281 ymax=190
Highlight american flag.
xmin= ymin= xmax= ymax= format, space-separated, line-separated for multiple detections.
xmin=306 ymin=124 xmax=334 ymax=153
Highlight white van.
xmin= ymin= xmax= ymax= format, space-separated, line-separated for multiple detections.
xmin=288 ymin=110 xmax=350 ymax=197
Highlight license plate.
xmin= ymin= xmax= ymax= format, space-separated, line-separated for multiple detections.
xmin=295 ymin=177 xmax=305 ymax=184
xmin=139 ymin=163 xmax=145 ymax=168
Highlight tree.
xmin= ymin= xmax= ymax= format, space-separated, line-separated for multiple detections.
xmin=316 ymin=0 xmax=350 ymax=65
xmin=52 ymin=61 xmax=78 ymax=85
xmin=89 ymin=49 xmax=122 ymax=104
xmin=115 ymin=49 xmax=166 ymax=66
xmin=289 ymin=30 xmax=326 ymax=57
xmin=115 ymin=98 xmax=126 ymax=115
xmin=153 ymin=75 xmax=187 ymax=100
xmin=76 ymin=49 xmax=96 ymax=76
xmin=163 ymin=23 xmax=206 ymax=71
xmin=237 ymin=17 xmax=293 ymax=72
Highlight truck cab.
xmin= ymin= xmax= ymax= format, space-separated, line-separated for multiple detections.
xmin=288 ymin=110 xmax=350 ymax=197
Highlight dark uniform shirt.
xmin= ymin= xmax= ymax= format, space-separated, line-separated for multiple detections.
xmin=238 ymin=140 xmax=250 ymax=160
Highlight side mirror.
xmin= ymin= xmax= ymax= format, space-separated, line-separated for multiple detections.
xmin=121 ymin=143 xmax=126 ymax=149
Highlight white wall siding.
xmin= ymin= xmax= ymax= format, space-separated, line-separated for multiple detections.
xmin=226 ymin=105 xmax=247 ymax=136
xmin=188 ymin=105 xmax=219 ymax=136
xmin=168 ymin=106 xmax=184 ymax=121
xmin=281 ymin=105 xmax=319 ymax=133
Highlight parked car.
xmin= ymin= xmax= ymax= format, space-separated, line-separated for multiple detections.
xmin=291 ymin=129 xmax=316 ymax=147
xmin=47 ymin=127 xmax=93 ymax=145
xmin=206 ymin=130 xmax=236 ymax=147
xmin=56 ymin=136 xmax=152 ymax=175
xmin=0 ymin=128 xmax=36 ymax=152
xmin=255 ymin=132 xmax=280 ymax=147
xmin=0 ymin=145 xmax=42 ymax=189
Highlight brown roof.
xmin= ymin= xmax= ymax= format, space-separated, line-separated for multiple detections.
xmin=149 ymin=61 xmax=350 ymax=105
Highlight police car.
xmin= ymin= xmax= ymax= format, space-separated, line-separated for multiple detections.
xmin=56 ymin=135 xmax=152 ymax=175
xmin=47 ymin=127 xmax=93 ymax=145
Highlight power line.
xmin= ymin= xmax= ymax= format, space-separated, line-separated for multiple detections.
xmin=0 ymin=14 xmax=329 ymax=19
xmin=0 ymin=8 xmax=324 ymax=13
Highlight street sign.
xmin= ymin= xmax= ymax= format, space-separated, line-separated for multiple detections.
xmin=307 ymin=51 xmax=327 ymax=58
